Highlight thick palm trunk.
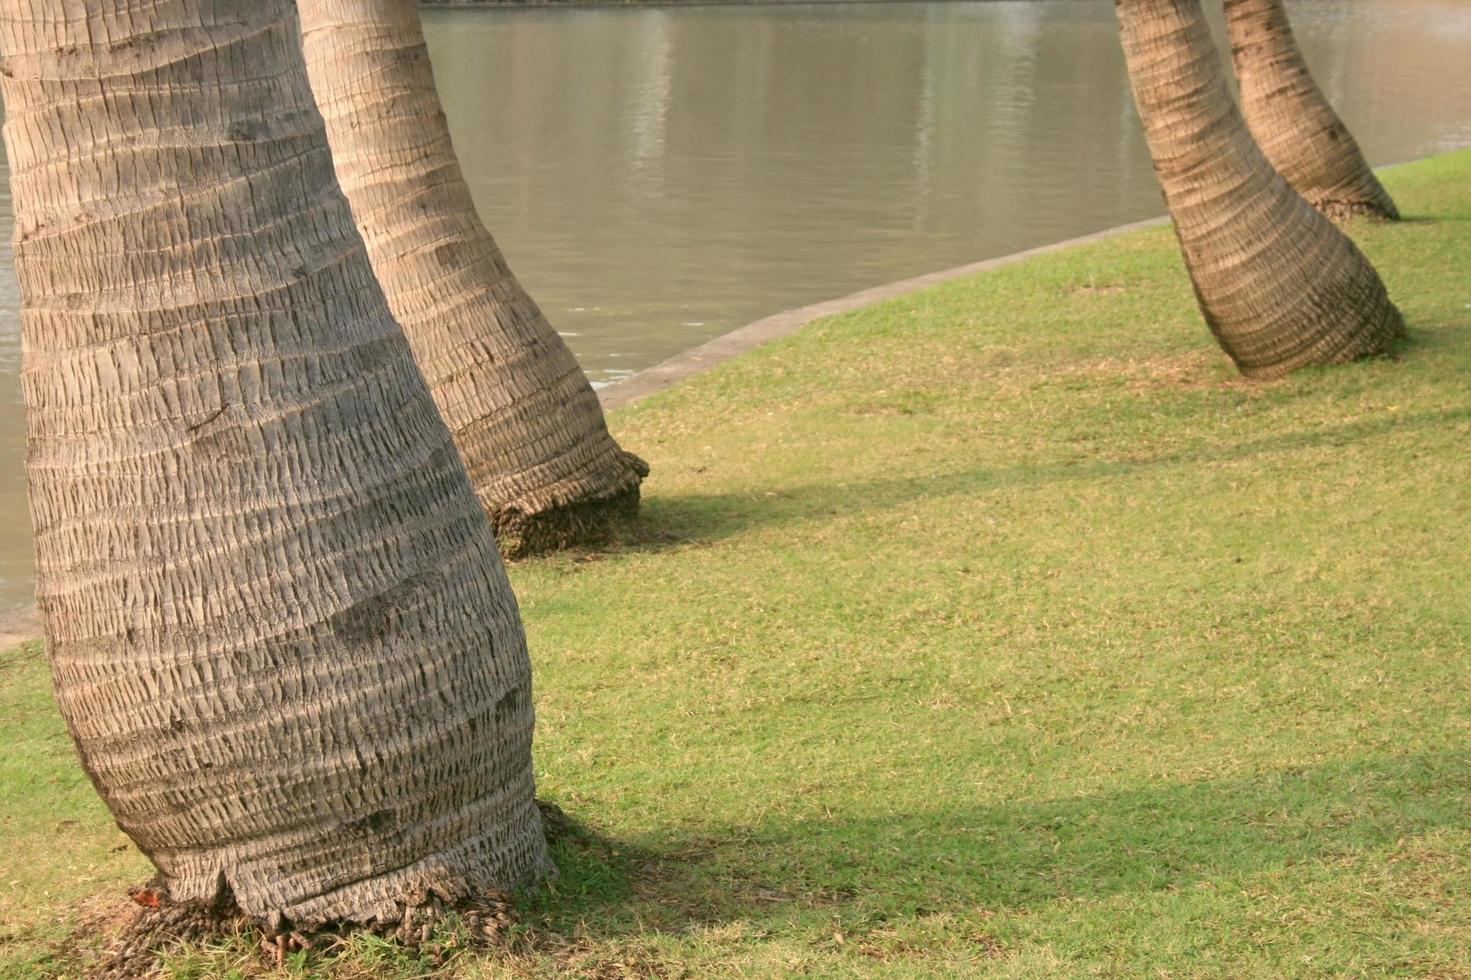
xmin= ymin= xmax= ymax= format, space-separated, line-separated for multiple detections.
xmin=298 ymin=0 xmax=647 ymax=559
xmin=1114 ymin=0 xmax=1403 ymax=378
xmin=1224 ymin=0 xmax=1399 ymax=221
xmin=0 ymin=0 xmax=549 ymax=926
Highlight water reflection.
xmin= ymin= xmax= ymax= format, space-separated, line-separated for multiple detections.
xmin=0 ymin=0 xmax=1468 ymax=609
xmin=421 ymin=0 xmax=1471 ymax=381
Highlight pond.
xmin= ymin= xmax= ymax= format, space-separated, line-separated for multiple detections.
xmin=0 ymin=0 xmax=1468 ymax=609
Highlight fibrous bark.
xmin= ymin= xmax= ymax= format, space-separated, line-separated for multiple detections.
xmin=1224 ymin=0 xmax=1399 ymax=221
xmin=298 ymin=0 xmax=648 ymax=559
xmin=0 ymin=0 xmax=549 ymax=927
xmin=1114 ymin=0 xmax=1403 ymax=378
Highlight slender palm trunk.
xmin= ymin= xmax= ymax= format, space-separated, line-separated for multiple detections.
xmin=1114 ymin=0 xmax=1403 ymax=378
xmin=1224 ymin=0 xmax=1399 ymax=221
xmin=0 ymin=0 xmax=549 ymax=926
xmin=297 ymin=0 xmax=647 ymax=559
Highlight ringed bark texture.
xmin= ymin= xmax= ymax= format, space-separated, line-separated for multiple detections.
xmin=1224 ymin=0 xmax=1399 ymax=221
xmin=1114 ymin=0 xmax=1403 ymax=378
xmin=0 ymin=0 xmax=550 ymax=926
xmin=298 ymin=0 xmax=648 ymax=559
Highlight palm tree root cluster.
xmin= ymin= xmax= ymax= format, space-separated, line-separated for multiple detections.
xmin=88 ymin=801 xmax=583 ymax=978
xmin=1315 ymin=196 xmax=1403 ymax=224
xmin=90 ymin=881 xmax=518 ymax=979
xmin=493 ymin=461 xmax=649 ymax=559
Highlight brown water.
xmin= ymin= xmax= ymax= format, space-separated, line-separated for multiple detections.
xmin=0 ymin=0 xmax=1469 ymax=609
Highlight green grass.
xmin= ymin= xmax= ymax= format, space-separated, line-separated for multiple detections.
xmin=4 ymin=149 xmax=1471 ymax=978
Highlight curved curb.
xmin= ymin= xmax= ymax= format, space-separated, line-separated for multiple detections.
xmin=597 ymin=214 xmax=1169 ymax=411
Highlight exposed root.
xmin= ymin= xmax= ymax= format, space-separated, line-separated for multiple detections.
xmin=80 ymin=803 xmax=583 ymax=977
xmin=89 ymin=882 xmax=250 ymax=979
xmin=1315 ymin=197 xmax=1400 ymax=223
xmin=494 ymin=465 xmax=647 ymax=560
xmin=85 ymin=879 xmax=519 ymax=979
xmin=69 ymin=801 xmax=671 ymax=978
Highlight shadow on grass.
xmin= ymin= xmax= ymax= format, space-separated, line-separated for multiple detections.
xmin=527 ymin=750 xmax=1468 ymax=938
xmin=617 ymin=404 xmax=1471 ymax=554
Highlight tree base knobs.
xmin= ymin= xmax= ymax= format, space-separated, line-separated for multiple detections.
xmin=91 ymin=880 xmax=520 ymax=979
xmin=1315 ymin=196 xmax=1402 ymax=224
xmin=492 ymin=453 xmax=650 ymax=559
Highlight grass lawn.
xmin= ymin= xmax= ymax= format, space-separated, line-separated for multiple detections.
xmin=3 ymin=148 xmax=1470 ymax=978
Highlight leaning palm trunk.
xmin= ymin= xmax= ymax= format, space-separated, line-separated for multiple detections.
xmin=1114 ymin=0 xmax=1403 ymax=378
xmin=1224 ymin=0 xmax=1399 ymax=221
xmin=298 ymin=0 xmax=647 ymax=559
xmin=0 ymin=0 xmax=549 ymax=926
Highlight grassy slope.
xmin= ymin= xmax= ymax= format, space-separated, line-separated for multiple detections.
xmin=3 ymin=149 xmax=1469 ymax=978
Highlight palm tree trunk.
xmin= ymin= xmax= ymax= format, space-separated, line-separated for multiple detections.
xmin=1113 ymin=0 xmax=1403 ymax=378
xmin=0 ymin=0 xmax=550 ymax=926
xmin=1224 ymin=0 xmax=1399 ymax=221
xmin=298 ymin=0 xmax=648 ymax=560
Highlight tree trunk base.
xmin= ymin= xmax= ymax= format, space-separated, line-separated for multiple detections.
xmin=89 ymin=879 xmax=521 ymax=979
xmin=1315 ymin=197 xmax=1401 ymax=223
xmin=83 ymin=801 xmax=577 ymax=977
xmin=492 ymin=455 xmax=649 ymax=559
xmin=1234 ymin=304 xmax=1406 ymax=380
xmin=89 ymin=884 xmax=249 ymax=979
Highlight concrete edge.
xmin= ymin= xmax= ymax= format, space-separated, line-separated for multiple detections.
xmin=596 ymin=214 xmax=1170 ymax=412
